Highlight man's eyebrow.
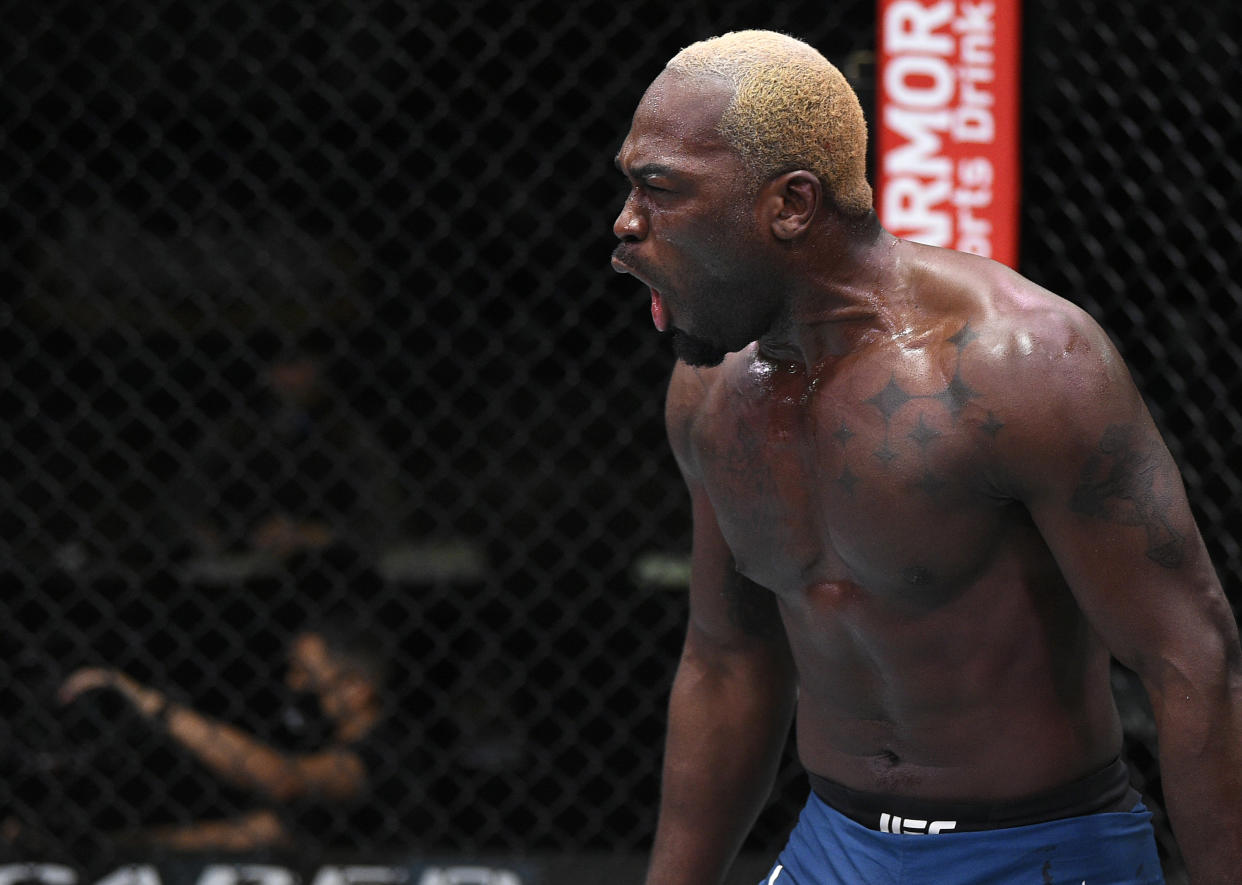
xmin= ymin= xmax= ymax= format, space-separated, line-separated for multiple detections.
xmin=614 ymin=157 xmax=679 ymax=180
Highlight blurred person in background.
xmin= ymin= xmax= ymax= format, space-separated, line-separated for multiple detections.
xmin=57 ymin=611 xmax=396 ymax=853
xmin=175 ymin=331 xmax=405 ymax=571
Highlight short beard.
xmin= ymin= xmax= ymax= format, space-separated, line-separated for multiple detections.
xmin=668 ymin=328 xmax=729 ymax=368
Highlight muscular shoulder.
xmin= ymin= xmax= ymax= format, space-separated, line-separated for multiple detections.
xmin=665 ymin=358 xmax=725 ymax=481
xmin=965 ymin=276 xmax=1134 ymax=417
xmin=952 ymin=269 xmax=1149 ymax=496
xmin=665 ymin=348 xmax=772 ymax=478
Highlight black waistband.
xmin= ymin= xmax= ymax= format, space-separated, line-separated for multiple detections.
xmin=808 ymin=758 xmax=1139 ymax=834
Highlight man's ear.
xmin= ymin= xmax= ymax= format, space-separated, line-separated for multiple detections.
xmin=763 ymin=170 xmax=821 ymax=241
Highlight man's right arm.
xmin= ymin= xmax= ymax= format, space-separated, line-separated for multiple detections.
xmin=646 ymin=365 xmax=798 ymax=885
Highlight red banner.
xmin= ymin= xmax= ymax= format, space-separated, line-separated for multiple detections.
xmin=876 ymin=0 xmax=1021 ymax=267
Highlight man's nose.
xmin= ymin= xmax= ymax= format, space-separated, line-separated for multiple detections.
xmin=613 ymin=191 xmax=647 ymax=241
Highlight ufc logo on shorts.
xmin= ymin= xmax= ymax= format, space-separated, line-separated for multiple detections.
xmin=879 ymin=813 xmax=957 ymax=834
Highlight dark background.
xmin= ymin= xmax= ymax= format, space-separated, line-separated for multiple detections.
xmin=2 ymin=1 xmax=1238 ymax=881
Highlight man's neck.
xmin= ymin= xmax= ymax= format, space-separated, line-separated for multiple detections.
xmin=757 ymin=224 xmax=906 ymax=368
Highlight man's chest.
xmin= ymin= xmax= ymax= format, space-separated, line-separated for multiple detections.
xmin=693 ymin=361 xmax=1010 ymax=598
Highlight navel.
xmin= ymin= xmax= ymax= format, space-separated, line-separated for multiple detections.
xmin=874 ymin=748 xmax=902 ymax=767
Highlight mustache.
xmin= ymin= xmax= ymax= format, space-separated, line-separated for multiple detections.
xmin=611 ymin=244 xmax=643 ymax=274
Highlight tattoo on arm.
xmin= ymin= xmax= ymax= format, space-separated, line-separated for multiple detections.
xmin=725 ymin=568 xmax=784 ymax=639
xmin=1069 ymin=423 xmax=1186 ymax=568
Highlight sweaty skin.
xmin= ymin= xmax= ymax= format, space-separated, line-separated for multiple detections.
xmin=614 ymin=67 xmax=1242 ymax=885
xmin=668 ymin=252 xmax=1129 ymax=799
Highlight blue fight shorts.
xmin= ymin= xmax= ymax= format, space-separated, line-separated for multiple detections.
xmin=761 ymin=775 xmax=1165 ymax=884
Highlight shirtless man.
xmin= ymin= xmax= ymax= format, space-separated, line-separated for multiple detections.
xmin=610 ymin=31 xmax=1242 ymax=885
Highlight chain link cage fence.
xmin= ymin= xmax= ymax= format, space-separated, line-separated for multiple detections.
xmin=2 ymin=1 xmax=1238 ymax=881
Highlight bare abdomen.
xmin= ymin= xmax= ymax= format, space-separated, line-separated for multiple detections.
xmin=782 ymin=559 xmax=1125 ymax=800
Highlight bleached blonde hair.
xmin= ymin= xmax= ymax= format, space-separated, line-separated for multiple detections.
xmin=667 ymin=30 xmax=873 ymax=218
